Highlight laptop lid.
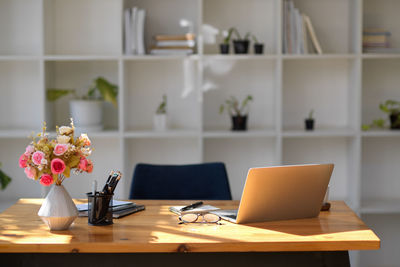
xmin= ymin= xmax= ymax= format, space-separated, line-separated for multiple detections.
xmin=234 ymin=164 xmax=333 ymax=224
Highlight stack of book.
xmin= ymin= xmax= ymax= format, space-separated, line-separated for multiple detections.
xmin=363 ymin=29 xmax=392 ymax=53
xmin=150 ymin=34 xmax=196 ymax=55
xmin=77 ymin=200 xmax=145 ymax=219
xmin=124 ymin=7 xmax=146 ymax=55
xmin=282 ymin=0 xmax=322 ymax=55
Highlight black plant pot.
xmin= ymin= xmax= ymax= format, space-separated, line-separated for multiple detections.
xmin=233 ymin=40 xmax=250 ymax=54
xmin=231 ymin=115 xmax=248 ymax=131
xmin=305 ymin=119 xmax=315 ymax=131
xmin=254 ymin=43 xmax=264 ymax=54
xmin=220 ymin=44 xmax=230 ymax=54
xmin=390 ymin=113 xmax=400 ymax=129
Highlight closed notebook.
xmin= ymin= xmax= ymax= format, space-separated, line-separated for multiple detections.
xmin=169 ymin=205 xmax=220 ymax=215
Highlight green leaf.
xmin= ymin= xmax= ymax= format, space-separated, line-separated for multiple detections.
xmin=372 ymin=118 xmax=386 ymax=128
xmin=219 ymin=104 xmax=225 ymax=114
xmin=46 ymin=89 xmax=75 ymax=102
xmin=361 ymin=124 xmax=370 ymax=131
xmin=94 ymin=77 xmax=118 ymax=107
xmin=0 ymin=169 xmax=11 ymax=190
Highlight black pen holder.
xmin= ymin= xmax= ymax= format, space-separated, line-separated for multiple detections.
xmin=87 ymin=192 xmax=113 ymax=226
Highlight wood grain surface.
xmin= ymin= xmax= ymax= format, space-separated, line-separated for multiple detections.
xmin=0 ymin=200 xmax=380 ymax=253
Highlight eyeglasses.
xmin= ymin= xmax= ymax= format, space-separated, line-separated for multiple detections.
xmin=179 ymin=213 xmax=222 ymax=225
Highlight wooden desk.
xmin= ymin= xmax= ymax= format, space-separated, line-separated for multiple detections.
xmin=0 ymin=200 xmax=379 ymax=266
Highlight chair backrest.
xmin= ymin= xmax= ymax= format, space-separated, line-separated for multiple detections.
xmin=129 ymin=162 xmax=232 ymax=200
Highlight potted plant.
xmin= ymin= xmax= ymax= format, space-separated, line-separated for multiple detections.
xmin=154 ymin=95 xmax=167 ymax=131
xmin=362 ymin=100 xmax=400 ymax=130
xmin=0 ymin=163 xmax=11 ymax=190
xmin=220 ymin=95 xmax=253 ymax=131
xmin=252 ymin=34 xmax=264 ymax=54
xmin=231 ymin=28 xmax=251 ymax=54
xmin=47 ymin=77 xmax=118 ymax=132
xmin=220 ymin=28 xmax=234 ymax=54
xmin=305 ymin=109 xmax=315 ymax=131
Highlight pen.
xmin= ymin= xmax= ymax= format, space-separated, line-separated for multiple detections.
xmin=180 ymin=201 xmax=203 ymax=211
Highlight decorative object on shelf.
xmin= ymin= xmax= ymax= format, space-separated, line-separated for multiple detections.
xmin=124 ymin=7 xmax=146 ymax=55
xmin=220 ymin=95 xmax=253 ymax=131
xmin=220 ymin=28 xmax=234 ymax=54
xmin=252 ymin=34 xmax=264 ymax=54
xmin=0 ymin=163 xmax=11 ymax=190
xmin=150 ymin=33 xmax=195 ymax=55
xmin=231 ymin=28 xmax=251 ymax=54
xmin=362 ymin=100 xmax=400 ymax=130
xmin=154 ymin=95 xmax=168 ymax=131
xmin=18 ymin=120 xmax=93 ymax=230
xmin=47 ymin=77 xmax=118 ymax=133
xmin=305 ymin=109 xmax=315 ymax=131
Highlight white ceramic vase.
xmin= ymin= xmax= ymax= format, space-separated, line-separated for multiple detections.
xmin=38 ymin=184 xmax=78 ymax=231
xmin=70 ymin=100 xmax=103 ymax=133
xmin=153 ymin=114 xmax=168 ymax=131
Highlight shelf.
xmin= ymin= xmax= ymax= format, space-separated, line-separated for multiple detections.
xmin=362 ymin=130 xmax=400 ymax=137
xmin=123 ymin=55 xmax=199 ymax=61
xmin=0 ymin=56 xmax=41 ymax=61
xmin=47 ymin=130 xmax=120 ymax=139
xmin=203 ymin=55 xmax=278 ymax=61
xmin=362 ymin=53 xmax=400 ymax=59
xmin=282 ymin=54 xmax=357 ymax=60
xmin=283 ymin=128 xmax=356 ymax=138
xmin=124 ymin=129 xmax=199 ymax=138
xmin=203 ymin=129 xmax=275 ymax=138
xmin=361 ymin=199 xmax=400 ymax=214
xmin=44 ymin=55 xmax=120 ymax=61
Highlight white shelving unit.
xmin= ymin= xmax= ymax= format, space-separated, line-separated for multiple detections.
xmin=0 ymin=0 xmax=399 ymax=265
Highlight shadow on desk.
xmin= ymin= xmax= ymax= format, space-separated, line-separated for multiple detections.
xmin=2 ymin=251 xmax=350 ymax=267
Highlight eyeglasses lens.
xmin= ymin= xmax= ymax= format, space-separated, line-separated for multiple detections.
xmin=181 ymin=213 xmax=199 ymax=223
xmin=203 ymin=213 xmax=220 ymax=223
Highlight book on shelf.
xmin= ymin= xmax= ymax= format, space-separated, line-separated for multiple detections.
xmin=363 ymin=28 xmax=391 ymax=50
xmin=282 ymin=0 xmax=322 ymax=55
xmin=124 ymin=7 xmax=146 ymax=55
xmin=150 ymin=34 xmax=196 ymax=55
xmin=154 ymin=33 xmax=195 ymax=41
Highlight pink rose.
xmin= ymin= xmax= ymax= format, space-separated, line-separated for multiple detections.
xmin=78 ymin=157 xmax=88 ymax=171
xmin=32 ymin=151 xmax=45 ymax=165
xmin=24 ymin=167 xmax=36 ymax=179
xmin=53 ymin=144 xmax=69 ymax=156
xmin=86 ymin=159 xmax=93 ymax=173
xmin=25 ymin=145 xmax=34 ymax=155
xmin=40 ymin=174 xmax=54 ymax=186
xmin=51 ymin=158 xmax=66 ymax=174
xmin=19 ymin=154 xmax=28 ymax=168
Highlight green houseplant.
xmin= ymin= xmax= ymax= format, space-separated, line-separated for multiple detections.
xmin=154 ymin=95 xmax=168 ymax=131
xmin=305 ymin=109 xmax=315 ymax=131
xmin=231 ymin=28 xmax=251 ymax=54
xmin=220 ymin=28 xmax=234 ymax=54
xmin=219 ymin=95 xmax=253 ymax=131
xmin=252 ymin=34 xmax=264 ymax=54
xmin=0 ymin=163 xmax=11 ymax=190
xmin=362 ymin=100 xmax=400 ymax=130
xmin=47 ymin=77 xmax=118 ymax=132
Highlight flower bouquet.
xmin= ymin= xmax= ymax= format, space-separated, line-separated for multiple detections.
xmin=19 ymin=119 xmax=93 ymax=186
xmin=18 ymin=119 xmax=93 ymax=231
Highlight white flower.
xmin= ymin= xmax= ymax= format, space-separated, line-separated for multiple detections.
xmin=38 ymin=165 xmax=43 ymax=171
xmin=79 ymin=133 xmax=91 ymax=146
xmin=59 ymin=126 xmax=73 ymax=135
xmin=57 ymin=135 xmax=70 ymax=144
xmin=41 ymin=158 xmax=47 ymax=165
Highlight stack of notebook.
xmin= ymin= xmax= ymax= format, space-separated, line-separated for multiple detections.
xmin=150 ymin=33 xmax=196 ymax=55
xmin=77 ymin=200 xmax=145 ymax=219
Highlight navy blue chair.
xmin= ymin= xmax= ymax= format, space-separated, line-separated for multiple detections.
xmin=129 ymin=162 xmax=232 ymax=200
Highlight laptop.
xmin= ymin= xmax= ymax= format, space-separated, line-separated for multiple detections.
xmin=212 ymin=164 xmax=334 ymax=224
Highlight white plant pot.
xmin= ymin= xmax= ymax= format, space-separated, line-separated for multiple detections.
xmin=70 ymin=100 xmax=103 ymax=132
xmin=153 ymin=114 xmax=168 ymax=131
xmin=38 ymin=184 xmax=78 ymax=231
